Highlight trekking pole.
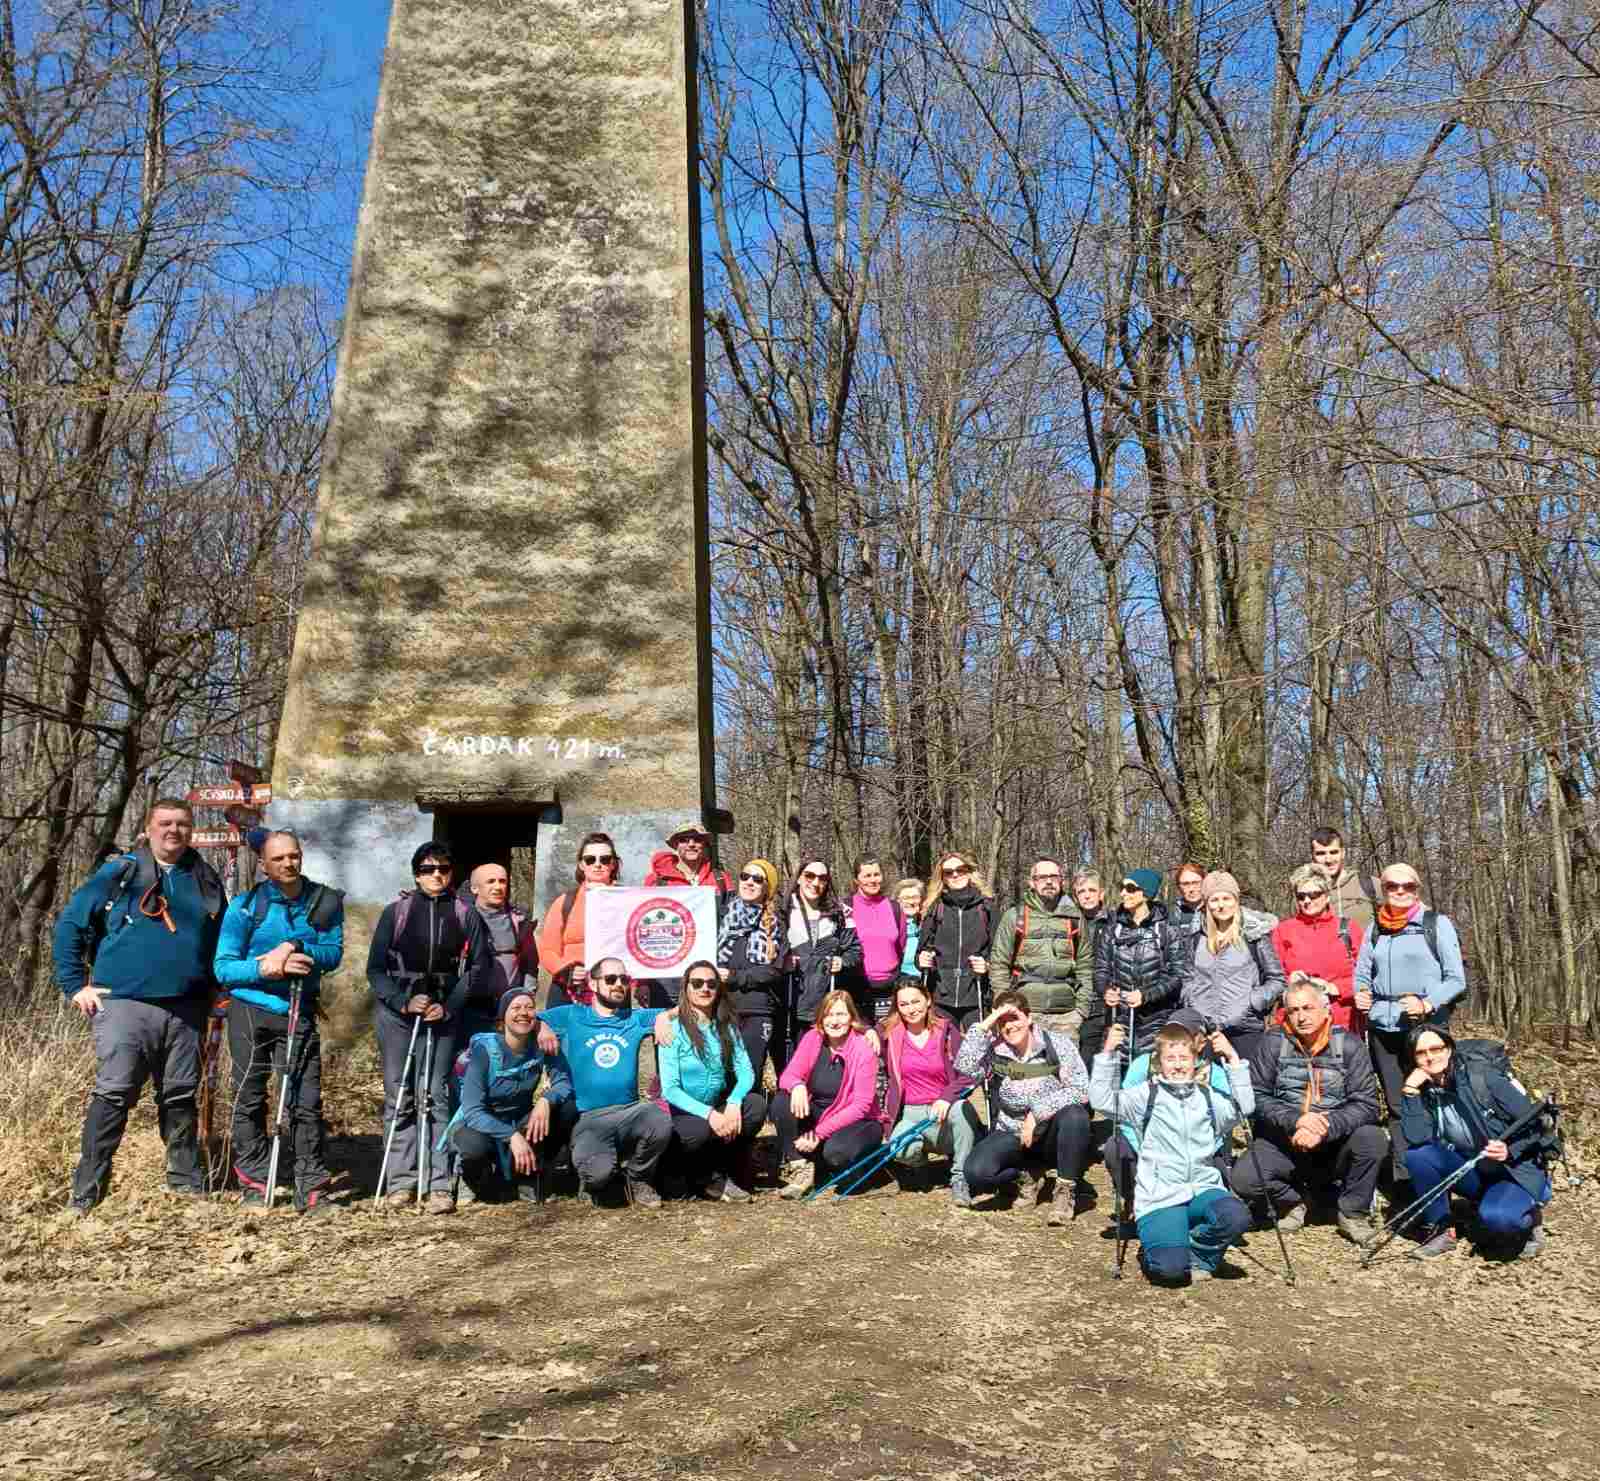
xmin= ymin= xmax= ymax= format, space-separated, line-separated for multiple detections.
xmin=264 ymin=979 xmax=305 ymax=1211
xmin=808 ymin=1086 xmax=978 ymax=1203
xmin=374 ymin=1011 xmax=423 ymax=1207
xmin=1200 ymin=1027 xmax=1295 ymax=1287
xmin=1359 ymin=1097 xmax=1553 ymax=1268
xmin=1111 ymin=999 xmax=1134 ymax=1279
xmin=417 ymin=1022 xmax=435 ymax=1205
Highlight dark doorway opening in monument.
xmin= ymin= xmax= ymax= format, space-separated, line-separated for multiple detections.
xmin=430 ymin=808 xmax=542 ymax=908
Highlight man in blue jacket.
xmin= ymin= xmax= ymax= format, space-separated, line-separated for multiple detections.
xmin=53 ymin=799 xmax=227 ymax=1216
xmin=213 ymin=830 xmax=345 ymax=1213
xmin=535 ymin=957 xmax=676 ymax=1207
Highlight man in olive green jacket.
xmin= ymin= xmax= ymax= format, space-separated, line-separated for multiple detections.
xmin=990 ymin=857 xmax=1095 ymax=1040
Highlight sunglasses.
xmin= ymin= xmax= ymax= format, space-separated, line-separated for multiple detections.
xmin=686 ymin=977 xmax=718 ymax=989
xmin=738 ymin=870 xmax=767 ymax=884
xmin=597 ymin=972 xmax=627 ymax=985
xmin=1295 ymin=889 xmax=1327 ymax=902
xmin=1382 ymin=881 xmax=1418 ymax=893
xmin=801 ymin=870 xmax=829 ymax=881
xmin=581 ymin=853 xmax=615 ymax=866
xmin=942 ymin=864 xmax=971 ymax=877
xmin=416 ymin=864 xmax=450 ymax=876
xmin=1120 ymin=882 xmax=1141 ymax=893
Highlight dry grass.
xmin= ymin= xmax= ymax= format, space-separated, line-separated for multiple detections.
xmin=2 ymin=994 xmax=1594 ymax=1221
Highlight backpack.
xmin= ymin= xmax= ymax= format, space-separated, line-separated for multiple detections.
xmin=240 ymin=878 xmax=344 ymax=947
xmin=1452 ymin=1038 xmax=1566 ymax=1171
xmin=1009 ymin=902 xmax=1080 ymax=981
xmin=1119 ymin=1051 xmax=1232 ymax=1155
xmin=90 ymin=846 xmax=225 ymax=960
xmin=394 ymin=888 xmax=472 ymax=939
xmin=984 ymin=1029 xmax=1062 ymax=1126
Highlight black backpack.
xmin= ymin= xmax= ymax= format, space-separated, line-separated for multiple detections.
xmin=240 ymin=878 xmax=344 ymax=944
xmin=985 ymin=1030 xmax=1061 ymax=1127
xmin=1453 ymin=1038 xmax=1567 ymax=1171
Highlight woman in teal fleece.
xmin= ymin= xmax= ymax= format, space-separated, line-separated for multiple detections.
xmin=660 ymin=961 xmax=768 ymax=1202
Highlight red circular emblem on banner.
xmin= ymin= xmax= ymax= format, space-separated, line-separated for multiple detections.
xmin=625 ymin=896 xmax=697 ymax=971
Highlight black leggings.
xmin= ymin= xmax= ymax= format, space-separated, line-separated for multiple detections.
xmin=772 ymin=1094 xmax=882 ymax=1171
xmin=669 ymin=1093 xmax=769 ymax=1187
xmin=965 ymin=1105 xmax=1092 ymax=1194
xmin=738 ymin=1013 xmax=791 ymax=1088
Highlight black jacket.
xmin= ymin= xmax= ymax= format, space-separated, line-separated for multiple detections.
xmin=919 ymin=890 xmax=994 ymax=1013
xmin=779 ymin=892 xmax=863 ymax=1022
xmin=366 ymin=888 xmax=493 ymax=1020
xmin=1084 ymin=901 xmax=1185 ymax=1055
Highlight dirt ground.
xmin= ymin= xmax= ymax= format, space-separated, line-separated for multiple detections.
xmin=4 ymin=1105 xmax=1599 ymax=1481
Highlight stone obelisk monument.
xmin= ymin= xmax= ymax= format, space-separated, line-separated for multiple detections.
xmin=271 ymin=0 xmax=720 ymax=996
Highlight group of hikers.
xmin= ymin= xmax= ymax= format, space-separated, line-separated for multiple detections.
xmin=53 ymin=804 xmax=1561 ymax=1283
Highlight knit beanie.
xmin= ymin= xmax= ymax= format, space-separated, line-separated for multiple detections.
xmin=744 ymin=857 xmax=780 ymax=896
xmin=1127 ymin=867 xmax=1163 ymax=898
xmin=1199 ymin=869 xmax=1241 ymax=901
xmin=497 ymin=986 xmax=536 ymax=1021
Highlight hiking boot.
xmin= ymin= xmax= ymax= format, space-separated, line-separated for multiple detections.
xmin=718 ymin=1178 xmax=753 ymax=1204
xmin=239 ymin=1188 xmax=267 ymax=1209
xmin=1072 ymin=1180 xmax=1098 ymax=1217
xmin=64 ymin=1195 xmax=98 ymax=1221
xmin=297 ymin=1186 xmax=340 ymax=1219
xmin=513 ymin=1180 xmax=543 ymax=1205
xmin=1012 ymin=1168 xmax=1042 ymax=1205
xmin=779 ymin=1159 xmax=815 ymax=1201
xmin=1517 ymin=1225 xmax=1548 ymax=1262
xmin=949 ymin=1177 xmax=974 ymax=1210
xmin=1273 ymin=1202 xmax=1306 ymax=1233
xmin=384 ymin=1187 xmax=415 ymax=1208
xmin=575 ymin=1182 xmax=597 ymax=1208
xmin=626 ymin=1177 xmax=662 ymax=1210
xmin=457 ymin=1181 xmax=479 ymax=1206
xmin=425 ymin=1191 xmax=454 ymax=1215
xmin=1190 ymin=1259 xmax=1243 ymax=1281
xmin=1408 ymin=1223 xmax=1456 ymax=1260
xmin=166 ymin=1183 xmax=207 ymax=1202
xmin=1336 ymin=1210 xmax=1373 ymax=1245
xmin=1044 ymin=1202 xmax=1070 ymax=1228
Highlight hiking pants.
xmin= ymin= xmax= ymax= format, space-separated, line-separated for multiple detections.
xmin=1229 ymin=1125 xmax=1386 ymax=1216
xmin=376 ymin=1005 xmax=456 ymax=1194
xmin=964 ymin=1104 xmax=1092 ymax=1194
xmin=889 ymin=1101 xmax=981 ymax=1183
xmin=668 ymin=1092 xmax=769 ymax=1189
xmin=571 ymin=1101 xmax=671 ymax=1190
xmin=227 ymin=997 xmax=327 ymax=1197
xmin=1137 ymin=1188 xmax=1252 ymax=1280
xmin=450 ymin=1106 xmax=575 ymax=1200
xmin=1404 ymin=1141 xmax=1547 ymax=1239
xmin=772 ymin=1097 xmax=882 ymax=1173
xmin=73 ymin=994 xmax=208 ymax=1204
xmin=738 ymin=1012 xmax=790 ymax=1089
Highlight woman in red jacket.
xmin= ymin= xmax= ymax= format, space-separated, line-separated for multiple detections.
xmin=1271 ymin=864 xmax=1365 ymax=1032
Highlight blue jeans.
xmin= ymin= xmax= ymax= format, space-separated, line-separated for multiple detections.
xmin=1403 ymin=1141 xmax=1547 ymax=1237
xmin=1136 ymin=1188 xmax=1252 ymax=1280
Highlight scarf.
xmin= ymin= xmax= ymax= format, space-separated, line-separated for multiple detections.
xmin=941 ymin=883 xmax=981 ymax=911
xmin=717 ymin=897 xmax=766 ymax=966
xmin=1377 ymin=902 xmax=1416 ymax=934
xmin=1289 ymin=1018 xmax=1332 ymax=1112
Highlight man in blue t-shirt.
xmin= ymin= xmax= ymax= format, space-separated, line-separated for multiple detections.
xmin=536 ymin=957 xmax=676 ymax=1207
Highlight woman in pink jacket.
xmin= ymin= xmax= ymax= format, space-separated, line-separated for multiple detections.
xmin=775 ymin=989 xmax=883 ymax=1199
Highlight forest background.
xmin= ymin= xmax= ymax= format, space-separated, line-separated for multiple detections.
xmin=3 ymin=0 xmax=1599 ymax=1039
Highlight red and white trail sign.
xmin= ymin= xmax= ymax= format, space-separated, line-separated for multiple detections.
xmin=188 ymin=784 xmax=272 ymax=805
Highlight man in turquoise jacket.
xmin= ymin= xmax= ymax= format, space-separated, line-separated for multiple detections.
xmin=53 ymin=799 xmax=227 ymax=1215
xmin=213 ymin=830 xmax=345 ymax=1212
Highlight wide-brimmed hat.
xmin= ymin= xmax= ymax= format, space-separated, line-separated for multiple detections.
xmin=667 ymin=820 xmax=711 ymax=844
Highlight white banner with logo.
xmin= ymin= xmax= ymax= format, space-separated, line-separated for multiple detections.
xmin=583 ymin=886 xmax=717 ymax=980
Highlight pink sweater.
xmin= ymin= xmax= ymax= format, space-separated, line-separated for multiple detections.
xmin=779 ymin=1028 xmax=880 ymax=1142
xmin=851 ymin=893 xmax=907 ymax=985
